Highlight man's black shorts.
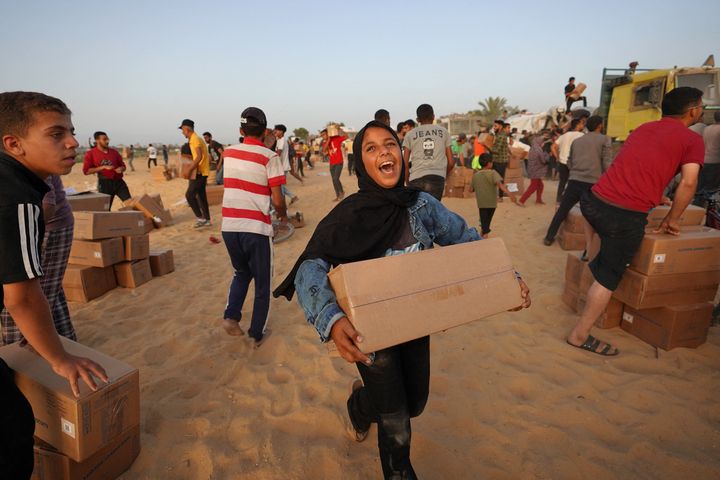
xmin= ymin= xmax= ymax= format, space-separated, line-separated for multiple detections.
xmin=580 ymin=190 xmax=648 ymax=291
xmin=98 ymin=177 xmax=131 ymax=207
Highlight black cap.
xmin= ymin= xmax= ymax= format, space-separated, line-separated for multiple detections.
xmin=241 ymin=107 xmax=267 ymax=128
xmin=178 ymin=119 xmax=194 ymax=129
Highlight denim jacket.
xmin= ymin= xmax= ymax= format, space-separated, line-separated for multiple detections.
xmin=295 ymin=192 xmax=483 ymax=343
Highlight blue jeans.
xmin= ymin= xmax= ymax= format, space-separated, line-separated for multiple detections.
xmin=348 ymin=336 xmax=429 ymax=480
xmin=222 ymin=232 xmax=272 ymax=341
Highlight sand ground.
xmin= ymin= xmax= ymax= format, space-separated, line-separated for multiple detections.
xmin=60 ymin=159 xmax=720 ymax=480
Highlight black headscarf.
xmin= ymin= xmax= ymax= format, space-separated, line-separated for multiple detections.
xmin=273 ymin=120 xmax=420 ymax=300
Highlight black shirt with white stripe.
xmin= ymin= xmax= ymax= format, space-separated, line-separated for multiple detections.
xmin=0 ymin=151 xmax=50 ymax=309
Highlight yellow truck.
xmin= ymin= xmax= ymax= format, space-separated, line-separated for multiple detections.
xmin=597 ymin=58 xmax=719 ymax=141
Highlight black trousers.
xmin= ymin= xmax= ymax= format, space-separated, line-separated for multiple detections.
xmin=408 ymin=175 xmax=445 ymax=201
xmin=97 ymin=177 xmax=131 ymax=209
xmin=545 ymin=180 xmax=593 ymax=241
xmin=556 ymin=163 xmax=569 ymax=202
xmin=348 ymin=336 xmax=429 ymax=480
xmin=0 ymin=360 xmax=35 ymax=480
xmin=479 ymin=207 xmax=496 ymax=235
xmin=330 ymin=164 xmax=344 ymax=197
xmin=186 ymin=174 xmax=210 ymax=220
xmin=147 ymin=157 xmax=157 ymax=168
xmin=492 ymin=163 xmax=507 ymax=198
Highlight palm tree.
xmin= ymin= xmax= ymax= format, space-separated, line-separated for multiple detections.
xmin=477 ymin=96 xmax=509 ymax=124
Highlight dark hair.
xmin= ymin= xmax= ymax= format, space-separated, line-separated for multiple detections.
xmin=661 ymin=87 xmax=704 ymax=116
xmin=405 ymin=119 xmax=416 ymax=128
xmin=242 ymin=124 xmax=265 ymax=138
xmin=416 ymin=104 xmax=434 ymax=122
xmin=586 ymin=115 xmax=603 ymax=132
xmin=93 ymin=131 xmax=107 ymax=140
xmin=569 ymin=118 xmax=583 ymax=131
xmin=0 ymin=92 xmax=71 ymax=149
xmin=396 ymin=121 xmax=405 ymax=133
xmin=479 ymin=152 xmax=493 ymax=168
xmin=320 ymin=128 xmax=328 ymax=134
xmin=180 ymin=143 xmax=191 ymax=155
xmin=374 ymin=109 xmax=390 ymax=121
xmin=493 ymin=119 xmax=504 ymax=126
xmin=203 ymin=131 xmax=212 ymax=137
xmin=569 ymin=76 xmax=575 ymax=82
xmin=274 ymin=124 xmax=287 ymax=133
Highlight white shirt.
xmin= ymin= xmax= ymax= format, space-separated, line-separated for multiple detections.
xmin=555 ymin=131 xmax=584 ymax=164
xmin=275 ymin=136 xmax=291 ymax=172
xmin=147 ymin=146 xmax=157 ymax=158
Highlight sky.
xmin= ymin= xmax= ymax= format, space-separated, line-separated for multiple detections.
xmin=2 ymin=0 xmax=719 ymax=145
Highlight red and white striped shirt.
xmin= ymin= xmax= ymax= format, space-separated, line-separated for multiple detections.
xmin=221 ymin=137 xmax=286 ymax=236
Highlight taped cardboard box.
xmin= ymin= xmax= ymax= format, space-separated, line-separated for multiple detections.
xmin=114 ymin=258 xmax=152 ymax=288
xmin=32 ymin=425 xmax=140 ymax=480
xmin=206 ymin=185 xmax=224 ymax=206
xmin=612 ymin=268 xmax=720 ymax=309
xmin=557 ymin=226 xmax=585 ymax=251
xmin=0 ymin=337 xmax=140 ymax=462
xmin=68 ymin=238 xmax=124 ymax=268
xmin=128 ymin=194 xmax=165 ymax=222
xmin=328 ymin=238 xmax=523 ymax=353
xmin=645 ymin=204 xmax=705 ymax=229
xmin=629 ymin=227 xmax=720 ymax=276
xmin=621 ymin=303 xmax=713 ymax=350
xmin=122 ymin=234 xmax=150 ymax=261
xmin=66 ymin=192 xmax=110 ymax=212
xmin=63 ymin=265 xmax=116 ymax=303
xmin=149 ymin=250 xmax=175 ymax=276
xmin=73 ymin=211 xmax=145 ymax=240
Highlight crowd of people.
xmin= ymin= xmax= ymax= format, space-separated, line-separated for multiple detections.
xmin=0 ymin=84 xmax=717 ymax=479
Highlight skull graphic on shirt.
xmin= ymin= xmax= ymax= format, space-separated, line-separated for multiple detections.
xmin=423 ymin=138 xmax=435 ymax=159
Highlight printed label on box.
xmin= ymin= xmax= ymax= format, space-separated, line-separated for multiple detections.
xmin=94 ymin=252 xmax=101 ymax=258
xmin=61 ymin=418 xmax=76 ymax=438
xmin=653 ymin=253 xmax=666 ymax=264
xmin=622 ymin=312 xmax=634 ymax=324
xmin=507 ymin=183 xmax=519 ymax=193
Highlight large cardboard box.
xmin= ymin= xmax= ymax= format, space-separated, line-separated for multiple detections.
xmin=621 ymin=303 xmax=713 ymax=350
xmin=153 ymin=208 xmax=173 ymax=228
xmin=114 ymin=259 xmax=152 ymax=288
xmin=562 ymin=283 xmax=579 ymax=311
xmin=629 ymin=227 xmax=720 ymax=276
xmin=63 ymin=265 xmax=116 ymax=303
xmin=128 ymin=194 xmax=165 ymax=222
xmin=328 ymin=239 xmax=523 ymax=353
xmin=65 ymin=193 xmax=110 ymax=212
xmin=0 ymin=338 xmax=140 ymax=462
xmin=73 ymin=212 xmax=145 ymax=240
xmin=577 ymin=295 xmax=624 ymax=329
xmin=504 ymin=167 xmax=523 ymax=179
xmin=122 ymin=234 xmax=150 ymax=261
xmin=505 ymin=176 xmax=525 ymax=195
xmin=68 ymin=238 xmax=124 ymax=268
xmin=612 ymin=268 xmax=720 ymax=309
xmin=32 ymin=425 xmax=140 ymax=480
xmin=557 ymin=226 xmax=585 ymax=251
xmin=149 ymin=250 xmax=175 ymax=276
xmin=645 ymin=204 xmax=705 ymax=229
xmin=447 ymin=167 xmax=466 ymax=188
xmin=564 ymin=253 xmax=594 ymax=292
xmin=206 ymin=185 xmax=224 ymax=206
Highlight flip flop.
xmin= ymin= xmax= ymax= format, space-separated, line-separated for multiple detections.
xmin=567 ymin=334 xmax=619 ymax=356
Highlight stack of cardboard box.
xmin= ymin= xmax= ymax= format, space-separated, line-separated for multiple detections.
xmin=504 ymin=155 xmax=525 ymax=197
xmin=65 ymin=192 xmax=111 ymax=212
xmin=443 ymin=167 xmax=473 ymax=199
xmin=562 ymin=206 xmax=718 ymax=350
xmin=64 ymin=211 xmax=175 ymax=302
xmin=0 ymin=338 xmax=141 ymax=480
xmin=557 ymin=206 xmax=587 ymax=251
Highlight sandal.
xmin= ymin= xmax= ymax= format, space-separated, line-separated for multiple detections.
xmin=567 ymin=334 xmax=619 ymax=356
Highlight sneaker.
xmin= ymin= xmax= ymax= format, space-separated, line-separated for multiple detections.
xmin=222 ymin=319 xmax=244 ymax=336
xmin=193 ymin=219 xmax=211 ymax=228
xmin=346 ymin=378 xmax=369 ymax=442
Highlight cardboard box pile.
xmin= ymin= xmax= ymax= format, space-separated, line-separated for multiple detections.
xmin=562 ymin=224 xmax=719 ymax=350
xmin=557 ymin=206 xmax=587 ymax=251
xmin=443 ymin=167 xmax=474 ymax=199
xmin=64 ymin=210 xmax=174 ymax=302
xmin=328 ymin=238 xmax=523 ymax=353
xmin=0 ymin=338 xmax=141 ymax=478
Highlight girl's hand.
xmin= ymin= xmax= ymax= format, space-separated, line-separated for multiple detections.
xmin=330 ymin=317 xmax=372 ymax=365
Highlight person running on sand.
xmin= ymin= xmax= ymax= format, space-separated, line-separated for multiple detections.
xmin=179 ymin=118 xmax=212 ymax=228
xmin=274 ymin=120 xmax=530 ymax=480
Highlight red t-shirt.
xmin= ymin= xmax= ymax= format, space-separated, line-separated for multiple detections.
xmin=592 ymin=118 xmax=704 ymax=212
xmin=328 ymin=136 xmax=347 ymax=165
xmin=82 ymin=147 xmax=126 ymax=180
